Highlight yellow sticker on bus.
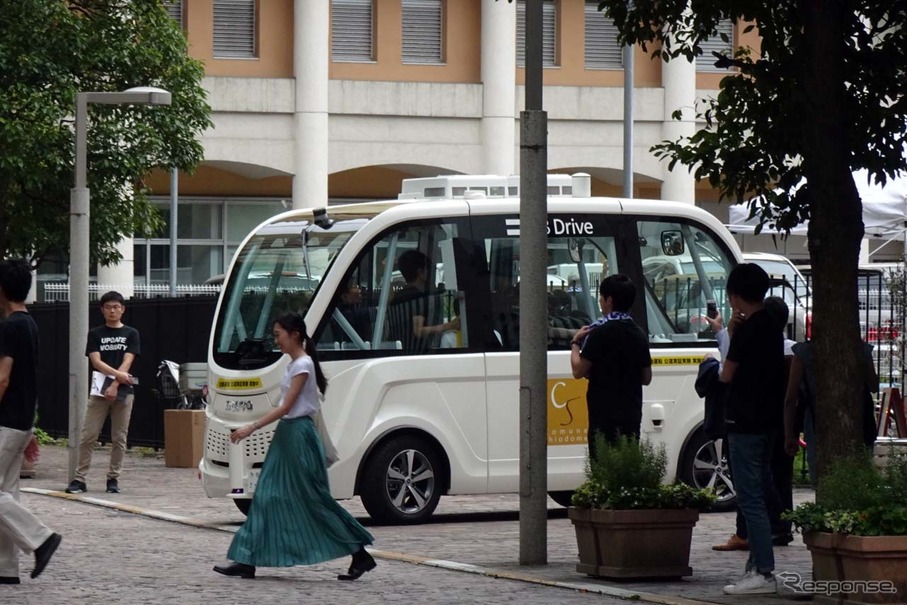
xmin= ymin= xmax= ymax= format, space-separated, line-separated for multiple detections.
xmin=650 ymin=355 xmax=707 ymax=366
xmin=216 ymin=378 xmax=263 ymax=390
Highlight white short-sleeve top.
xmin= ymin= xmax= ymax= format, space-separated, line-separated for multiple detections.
xmin=281 ymin=355 xmax=320 ymax=419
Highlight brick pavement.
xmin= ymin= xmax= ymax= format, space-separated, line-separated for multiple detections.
xmin=7 ymin=444 xmax=815 ymax=604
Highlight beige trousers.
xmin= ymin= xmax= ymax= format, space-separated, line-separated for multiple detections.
xmin=0 ymin=426 xmax=53 ymax=577
xmin=75 ymin=394 xmax=135 ymax=482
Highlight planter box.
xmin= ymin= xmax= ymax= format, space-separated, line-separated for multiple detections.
xmin=569 ymin=507 xmax=700 ymax=579
xmin=804 ymin=532 xmax=907 ymax=605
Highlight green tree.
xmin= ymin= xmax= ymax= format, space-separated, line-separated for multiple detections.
xmin=595 ymin=1 xmax=906 ymax=482
xmin=0 ymin=0 xmax=211 ymax=268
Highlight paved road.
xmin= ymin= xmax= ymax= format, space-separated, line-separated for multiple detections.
xmin=3 ymin=445 xmax=815 ymax=604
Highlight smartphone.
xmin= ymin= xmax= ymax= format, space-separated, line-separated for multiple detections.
xmin=706 ymin=300 xmax=718 ymax=319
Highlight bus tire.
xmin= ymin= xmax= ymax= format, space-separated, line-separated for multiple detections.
xmin=359 ymin=435 xmax=444 ymax=525
xmin=548 ymin=491 xmax=574 ymax=507
xmin=234 ymin=498 xmax=252 ymax=516
xmin=679 ymin=429 xmax=737 ymax=512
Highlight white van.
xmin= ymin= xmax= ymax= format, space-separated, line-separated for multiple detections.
xmin=200 ymin=175 xmax=744 ymax=523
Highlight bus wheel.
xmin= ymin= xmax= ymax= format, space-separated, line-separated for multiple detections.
xmin=548 ymin=491 xmax=574 ymax=507
xmin=679 ymin=429 xmax=736 ymax=512
xmin=360 ymin=435 xmax=443 ymax=524
xmin=234 ymin=498 xmax=252 ymax=516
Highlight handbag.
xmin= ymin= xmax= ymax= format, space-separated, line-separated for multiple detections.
xmin=313 ymin=406 xmax=339 ymax=468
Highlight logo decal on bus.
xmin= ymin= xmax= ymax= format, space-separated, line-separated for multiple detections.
xmin=547 ymin=379 xmax=589 ymax=446
xmin=225 ymin=400 xmax=253 ymax=413
xmin=216 ymin=378 xmax=263 ymax=389
xmin=504 ymin=217 xmax=595 ymax=237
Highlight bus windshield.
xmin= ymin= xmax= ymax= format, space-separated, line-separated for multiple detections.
xmin=212 ymin=214 xmax=369 ymax=370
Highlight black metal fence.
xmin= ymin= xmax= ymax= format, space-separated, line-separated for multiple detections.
xmin=795 ymin=267 xmax=906 ymax=391
xmin=32 ymin=296 xmax=217 ymax=448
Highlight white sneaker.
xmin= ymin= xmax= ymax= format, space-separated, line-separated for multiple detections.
xmin=723 ymin=571 xmax=777 ymax=595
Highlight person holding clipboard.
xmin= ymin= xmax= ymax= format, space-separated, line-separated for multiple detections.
xmin=65 ymin=291 xmax=140 ymax=495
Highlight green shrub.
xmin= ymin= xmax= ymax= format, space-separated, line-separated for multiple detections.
xmin=571 ymin=433 xmax=715 ymax=510
xmin=33 ymin=426 xmax=55 ymax=445
xmin=785 ymin=447 xmax=907 ymax=536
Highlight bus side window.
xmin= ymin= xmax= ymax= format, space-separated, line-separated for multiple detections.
xmin=636 ymin=219 xmax=735 ymax=344
xmin=318 ymin=220 xmax=471 ymax=355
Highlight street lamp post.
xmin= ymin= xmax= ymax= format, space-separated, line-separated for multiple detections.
xmin=68 ymin=87 xmax=172 ymax=481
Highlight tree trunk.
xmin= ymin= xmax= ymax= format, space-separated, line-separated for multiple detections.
xmin=800 ymin=1 xmax=865 ymax=491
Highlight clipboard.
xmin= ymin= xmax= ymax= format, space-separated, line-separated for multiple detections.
xmin=90 ymin=371 xmax=132 ymax=402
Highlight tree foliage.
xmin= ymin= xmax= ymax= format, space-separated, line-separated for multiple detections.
xmin=595 ymin=0 xmax=907 ymax=479
xmin=0 ymin=0 xmax=211 ymax=268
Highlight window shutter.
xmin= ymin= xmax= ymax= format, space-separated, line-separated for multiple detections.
xmin=402 ymin=0 xmax=443 ymax=64
xmin=213 ymin=0 xmax=256 ymax=59
xmin=697 ymin=19 xmax=734 ymax=72
xmin=163 ymin=0 xmax=183 ymax=27
xmin=516 ymin=0 xmax=557 ymax=68
xmin=332 ymin=0 xmax=374 ymax=62
xmin=584 ymin=2 xmax=622 ymax=69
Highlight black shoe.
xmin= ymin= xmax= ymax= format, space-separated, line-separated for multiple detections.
xmin=65 ymin=480 xmax=86 ymax=494
xmin=213 ymin=562 xmax=255 ymax=579
xmin=772 ymin=533 xmax=795 ymax=546
xmin=338 ymin=548 xmax=376 ymax=581
xmin=31 ymin=533 xmax=62 ymax=579
xmin=0 ymin=577 xmax=20 ymax=584
xmin=106 ymin=479 xmax=120 ymax=494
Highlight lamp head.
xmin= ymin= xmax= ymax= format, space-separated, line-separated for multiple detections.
xmin=123 ymin=86 xmax=172 ymax=106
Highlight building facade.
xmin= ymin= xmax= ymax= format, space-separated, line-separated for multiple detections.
xmin=94 ymin=0 xmax=754 ymax=291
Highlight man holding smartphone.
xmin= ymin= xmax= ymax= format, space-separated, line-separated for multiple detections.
xmin=718 ymin=264 xmax=785 ymax=595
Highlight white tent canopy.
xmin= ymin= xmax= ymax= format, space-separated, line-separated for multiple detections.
xmin=726 ymin=170 xmax=907 ymax=239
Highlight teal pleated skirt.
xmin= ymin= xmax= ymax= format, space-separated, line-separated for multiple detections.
xmin=226 ymin=416 xmax=374 ymax=567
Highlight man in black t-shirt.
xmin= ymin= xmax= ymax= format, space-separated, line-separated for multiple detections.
xmin=0 ymin=259 xmax=62 ymax=582
xmin=719 ymin=263 xmax=785 ymax=596
xmin=570 ymin=275 xmax=652 ymax=460
xmin=66 ymin=291 xmax=140 ymax=495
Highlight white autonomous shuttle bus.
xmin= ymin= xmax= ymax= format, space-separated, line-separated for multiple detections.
xmin=200 ymin=174 xmax=743 ymax=523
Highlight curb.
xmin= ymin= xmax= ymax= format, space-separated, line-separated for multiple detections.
xmin=23 ymin=487 xmax=720 ymax=605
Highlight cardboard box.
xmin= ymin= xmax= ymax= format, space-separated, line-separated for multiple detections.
xmin=164 ymin=409 xmax=206 ymax=468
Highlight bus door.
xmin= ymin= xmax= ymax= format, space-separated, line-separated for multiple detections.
xmin=633 ymin=217 xmax=736 ymax=470
xmin=472 ymin=210 xmax=626 ymax=492
xmin=315 ymin=217 xmax=490 ymax=494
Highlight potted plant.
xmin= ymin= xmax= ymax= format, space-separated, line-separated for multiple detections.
xmin=785 ymin=447 xmax=907 ymax=605
xmin=568 ymin=434 xmax=715 ymax=579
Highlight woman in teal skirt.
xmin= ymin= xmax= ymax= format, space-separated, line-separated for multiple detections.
xmin=213 ymin=312 xmax=376 ymax=581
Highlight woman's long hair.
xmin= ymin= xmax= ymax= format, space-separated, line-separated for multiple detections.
xmin=275 ymin=312 xmax=328 ymax=394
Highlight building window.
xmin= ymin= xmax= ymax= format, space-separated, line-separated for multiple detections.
xmin=136 ymin=198 xmax=283 ymax=286
xmin=584 ymin=2 xmax=622 ymax=69
xmin=516 ymin=0 xmax=557 ymax=68
xmin=402 ymin=0 xmax=443 ymax=65
xmin=697 ymin=19 xmax=734 ymax=72
xmin=332 ymin=0 xmax=374 ymax=62
xmin=213 ymin=0 xmax=256 ymax=59
xmin=163 ymin=0 xmax=183 ymax=27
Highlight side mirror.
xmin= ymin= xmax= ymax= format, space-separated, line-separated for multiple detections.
xmin=567 ymin=237 xmax=583 ymax=263
xmin=661 ymin=230 xmax=684 ymax=256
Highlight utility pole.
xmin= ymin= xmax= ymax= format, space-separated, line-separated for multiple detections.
xmin=519 ymin=0 xmax=548 ymax=566
xmin=623 ymin=30 xmax=634 ymax=198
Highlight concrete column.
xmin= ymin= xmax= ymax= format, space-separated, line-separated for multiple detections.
xmin=481 ymin=0 xmax=517 ymax=176
xmin=293 ymin=0 xmax=329 ymax=209
xmin=26 ymin=268 xmax=37 ymax=304
xmin=97 ymin=236 xmax=135 ymax=299
xmin=661 ymin=27 xmax=697 ymax=203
